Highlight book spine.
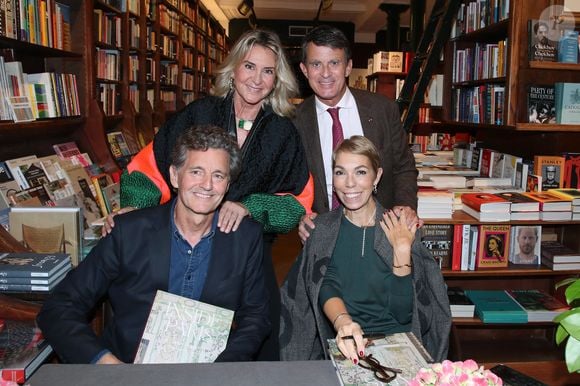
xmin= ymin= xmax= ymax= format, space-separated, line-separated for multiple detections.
xmin=451 ymin=224 xmax=463 ymax=271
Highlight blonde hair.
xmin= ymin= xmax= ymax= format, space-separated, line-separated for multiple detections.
xmin=211 ymin=29 xmax=298 ymax=117
xmin=333 ymin=135 xmax=381 ymax=174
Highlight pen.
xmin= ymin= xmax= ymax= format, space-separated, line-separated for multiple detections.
xmin=341 ymin=333 xmax=386 ymax=340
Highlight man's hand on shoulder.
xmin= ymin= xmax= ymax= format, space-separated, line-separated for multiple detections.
xmin=101 ymin=207 xmax=136 ymax=237
xmin=298 ymin=212 xmax=318 ymax=243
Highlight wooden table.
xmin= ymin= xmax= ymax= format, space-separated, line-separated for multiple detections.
xmin=484 ymin=361 xmax=580 ymax=386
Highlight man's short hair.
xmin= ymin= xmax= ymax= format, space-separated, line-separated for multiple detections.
xmin=170 ymin=125 xmax=241 ymax=181
xmin=301 ymin=25 xmax=351 ymax=63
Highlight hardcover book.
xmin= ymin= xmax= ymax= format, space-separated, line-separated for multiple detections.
xmin=528 ymin=19 xmax=557 ymax=62
xmin=506 ymin=289 xmax=569 ymax=322
xmin=328 ymin=332 xmax=431 ymax=386
xmin=0 ymin=319 xmax=53 ymax=384
xmin=541 ymin=241 xmax=580 ymax=263
xmin=461 ymin=193 xmax=510 ymax=212
xmin=420 ymin=224 xmax=453 ymax=269
xmin=0 ymin=252 xmax=71 ymax=278
xmin=476 ymin=224 xmax=511 ymax=269
xmin=562 ymin=152 xmax=580 ymax=188
xmin=549 ymin=188 xmax=580 ymax=205
xmin=447 ymin=287 xmax=475 ymax=318
xmin=523 ymin=191 xmax=573 ymax=211
xmin=134 ymin=290 xmax=234 ymax=364
xmin=527 ymin=85 xmax=555 ymax=124
xmin=555 ymin=82 xmax=580 ymax=124
xmin=509 ymin=225 xmax=542 ymax=265
xmin=533 ymin=155 xmax=565 ymax=190
xmin=557 ymin=30 xmax=579 ymax=63
xmin=495 ymin=192 xmax=540 ymax=212
xmin=465 ymin=290 xmax=527 ymax=323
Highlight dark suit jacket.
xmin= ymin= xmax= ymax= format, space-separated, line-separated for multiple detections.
xmin=37 ymin=202 xmax=270 ymax=363
xmin=293 ymin=88 xmax=418 ymax=213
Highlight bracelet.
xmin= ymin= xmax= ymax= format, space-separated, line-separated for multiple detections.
xmin=393 ymin=263 xmax=412 ymax=269
xmin=332 ymin=312 xmax=350 ymax=329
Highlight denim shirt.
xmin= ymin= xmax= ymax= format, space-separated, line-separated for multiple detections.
xmin=168 ymin=201 xmax=217 ymax=300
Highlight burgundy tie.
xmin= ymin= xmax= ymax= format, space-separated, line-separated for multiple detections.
xmin=327 ymin=107 xmax=344 ymax=209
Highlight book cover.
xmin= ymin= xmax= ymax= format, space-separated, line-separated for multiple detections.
xmin=467 ymin=225 xmax=478 ymax=271
xmin=328 ymin=332 xmax=431 ymax=386
xmin=0 ymin=270 xmax=68 ymax=292
xmin=509 ymin=225 xmax=541 ymax=265
xmin=495 ymin=192 xmax=540 ymax=212
xmin=541 ymin=241 xmax=580 ymax=263
xmin=523 ymin=191 xmax=573 ymax=211
xmin=0 ymin=252 xmax=70 ymax=278
xmin=134 ymin=290 xmax=234 ymax=364
xmin=52 ymin=141 xmax=81 ymax=160
xmin=8 ymin=206 xmax=82 ymax=266
xmin=476 ymin=224 xmax=510 ymax=269
xmin=420 ymin=224 xmax=453 ymax=269
xmin=534 ymin=155 xmax=565 ymax=190
xmin=447 ymin=287 xmax=475 ymax=318
xmin=562 ymin=152 xmax=580 ymax=188
xmin=0 ymin=319 xmax=53 ymax=384
xmin=528 ymin=19 xmax=557 ymax=62
xmin=461 ymin=193 xmax=510 ymax=212
xmin=507 ymin=289 xmax=569 ymax=322
xmin=557 ymin=30 xmax=579 ymax=64
xmin=465 ymin=290 xmax=527 ymax=323
xmin=549 ymin=188 xmax=580 ymax=205
xmin=527 ymin=85 xmax=555 ymax=124
xmin=555 ymin=82 xmax=580 ymax=124
xmin=526 ymin=173 xmax=542 ymax=192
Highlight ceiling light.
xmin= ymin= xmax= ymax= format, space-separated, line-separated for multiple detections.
xmin=237 ymin=0 xmax=254 ymax=17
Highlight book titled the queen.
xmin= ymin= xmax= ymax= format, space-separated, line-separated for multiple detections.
xmin=0 ymin=252 xmax=71 ymax=278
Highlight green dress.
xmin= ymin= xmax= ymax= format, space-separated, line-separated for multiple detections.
xmin=319 ymin=216 xmax=413 ymax=334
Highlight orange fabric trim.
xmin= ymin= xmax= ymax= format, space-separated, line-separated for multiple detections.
xmin=276 ymin=174 xmax=314 ymax=215
xmin=127 ymin=142 xmax=172 ymax=204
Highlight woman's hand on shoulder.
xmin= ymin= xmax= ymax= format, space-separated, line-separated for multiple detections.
xmin=380 ymin=209 xmax=418 ymax=253
xmin=101 ymin=207 xmax=136 ymax=236
xmin=218 ymin=201 xmax=249 ymax=233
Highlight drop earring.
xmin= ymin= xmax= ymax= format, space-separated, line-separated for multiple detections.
xmin=373 ymin=184 xmax=377 ymax=194
xmin=229 ymin=78 xmax=234 ymax=90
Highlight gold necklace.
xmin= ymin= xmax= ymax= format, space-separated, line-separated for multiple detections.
xmin=344 ymin=210 xmax=375 ymax=257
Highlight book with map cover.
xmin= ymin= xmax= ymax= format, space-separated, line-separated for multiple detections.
xmin=134 ymin=290 xmax=234 ymax=364
xmin=327 ymin=332 xmax=432 ymax=386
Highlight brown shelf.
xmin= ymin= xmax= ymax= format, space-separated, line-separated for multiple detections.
xmin=452 ymin=77 xmax=506 ymax=87
xmin=442 ymin=265 xmax=580 ymax=278
xmin=423 ymin=210 xmax=580 ymax=225
xmin=0 ymin=36 xmax=82 ymax=58
xmin=450 ymin=19 xmax=509 ymax=43
xmin=515 ymin=123 xmax=580 ymax=132
xmin=529 ymin=61 xmax=580 ymax=71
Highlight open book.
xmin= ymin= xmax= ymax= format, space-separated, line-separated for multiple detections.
xmin=134 ymin=290 xmax=234 ymax=364
xmin=328 ymin=332 xmax=432 ymax=386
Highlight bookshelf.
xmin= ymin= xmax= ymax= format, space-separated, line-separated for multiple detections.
xmin=86 ymin=0 xmax=229 ymax=170
xmin=422 ymin=0 xmax=580 ymax=363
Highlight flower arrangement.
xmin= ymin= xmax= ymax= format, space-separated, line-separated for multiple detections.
xmin=409 ymin=359 xmax=503 ymax=386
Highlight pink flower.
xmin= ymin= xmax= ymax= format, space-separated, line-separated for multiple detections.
xmin=411 ymin=359 xmax=503 ymax=386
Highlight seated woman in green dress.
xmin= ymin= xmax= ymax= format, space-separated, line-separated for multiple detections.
xmin=279 ymin=136 xmax=451 ymax=363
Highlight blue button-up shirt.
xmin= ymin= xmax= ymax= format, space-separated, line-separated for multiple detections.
xmin=168 ymin=202 xmax=217 ymax=300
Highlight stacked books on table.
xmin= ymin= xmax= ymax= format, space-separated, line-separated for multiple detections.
xmin=506 ymin=289 xmax=569 ymax=322
xmin=0 ymin=319 xmax=53 ymax=383
xmin=541 ymin=241 xmax=580 ymax=271
xmin=465 ymin=290 xmax=528 ymax=323
xmin=461 ymin=193 xmax=511 ymax=222
xmin=549 ymin=188 xmax=580 ymax=221
xmin=524 ymin=191 xmax=572 ymax=221
xmin=447 ymin=287 xmax=475 ymax=318
xmin=417 ymin=191 xmax=453 ymax=219
xmin=0 ymin=252 xmax=71 ymax=292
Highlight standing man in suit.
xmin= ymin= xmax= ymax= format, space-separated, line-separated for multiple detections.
xmin=37 ymin=125 xmax=270 ymax=364
xmin=293 ymin=25 xmax=420 ymax=241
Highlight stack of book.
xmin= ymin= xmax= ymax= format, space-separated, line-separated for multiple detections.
xmin=549 ymin=188 xmax=580 ymax=221
xmin=524 ymin=191 xmax=572 ymax=221
xmin=495 ymin=192 xmax=540 ymax=221
xmin=0 ymin=252 xmax=71 ymax=292
xmin=461 ymin=193 xmax=511 ymax=222
xmin=506 ymin=289 xmax=569 ymax=322
xmin=541 ymin=241 xmax=580 ymax=271
xmin=0 ymin=319 xmax=53 ymax=383
xmin=447 ymin=287 xmax=475 ymax=318
xmin=465 ymin=290 xmax=528 ymax=323
xmin=417 ymin=191 xmax=453 ymax=219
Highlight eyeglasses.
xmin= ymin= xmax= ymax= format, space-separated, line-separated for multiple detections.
xmin=358 ymin=353 xmax=402 ymax=383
